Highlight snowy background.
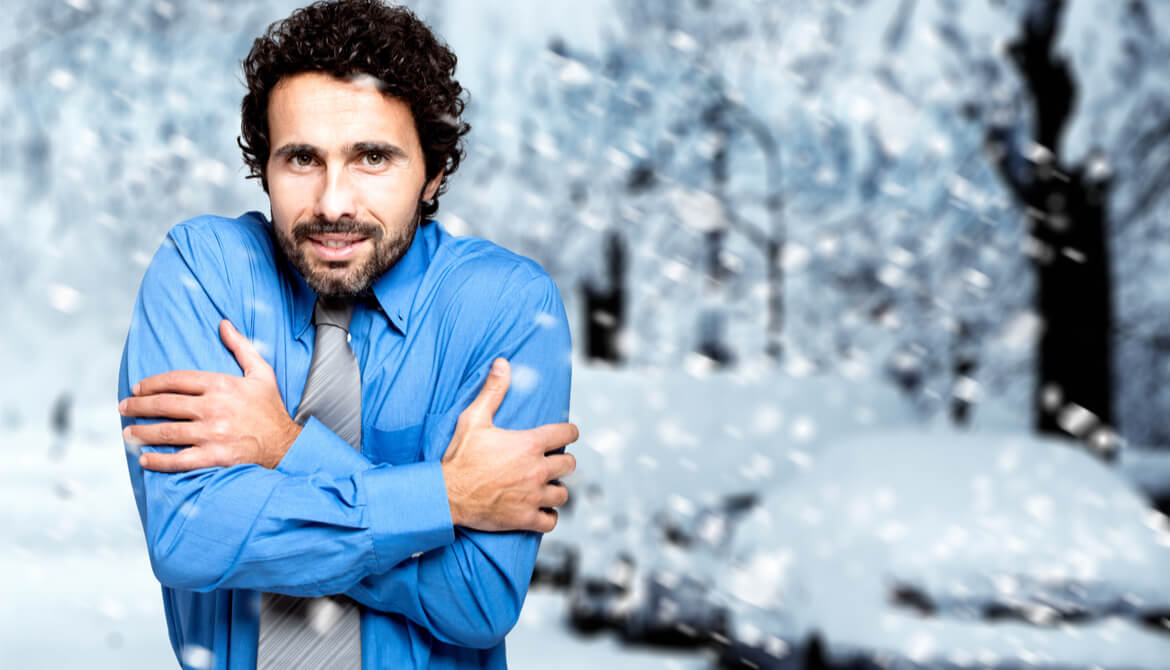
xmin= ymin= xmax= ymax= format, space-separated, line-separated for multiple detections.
xmin=3 ymin=0 xmax=1170 ymax=668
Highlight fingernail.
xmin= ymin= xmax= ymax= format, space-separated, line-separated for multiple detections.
xmin=132 ymin=383 xmax=140 ymax=395
xmin=118 ymin=399 xmax=126 ymax=413
xmin=139 ymin=455 xmax=148 ymax=468
xmin=490 ymin=359 xmax=506 ymax=376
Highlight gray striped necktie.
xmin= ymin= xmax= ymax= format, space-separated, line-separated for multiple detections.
xmin=258 ymin=297 xmax=363 ymax=669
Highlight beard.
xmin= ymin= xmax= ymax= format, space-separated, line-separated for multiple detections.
xmin=275 ymin=198 xmax=422 ymax=299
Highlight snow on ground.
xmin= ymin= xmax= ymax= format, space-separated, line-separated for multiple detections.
xmin=723 ymin=430 xmax=1170 ymax=668
xmin=3 ymin=366 xmax=1169 ymax=668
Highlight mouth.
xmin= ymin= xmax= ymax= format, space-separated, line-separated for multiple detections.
xmin=305 ymin=234 xmax=370 ymax=262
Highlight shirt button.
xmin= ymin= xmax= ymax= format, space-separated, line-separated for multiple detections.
xmin=346 ymin=333 xmax=352 ymax=343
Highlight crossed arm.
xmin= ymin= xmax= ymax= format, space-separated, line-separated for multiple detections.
xmin=118 ymin=235 xmax=577 ymax=647
xmin=122 ymin=320 xmax=575 ymax=532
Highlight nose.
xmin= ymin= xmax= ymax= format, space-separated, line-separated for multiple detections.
xmin=314 ymin=166 xmax=357 ymax=222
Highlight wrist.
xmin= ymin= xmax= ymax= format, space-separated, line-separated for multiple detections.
xmin=441 ymin=461 xmax=464 ymax=526
xmin=269 ymin=420 xmax=302 ymax=469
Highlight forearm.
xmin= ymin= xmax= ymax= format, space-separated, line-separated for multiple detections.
xmin=127 ymin=432 xmax=453 ymax=594
xmin=272 ymin=371 xmax=561 ymax=646
xmin=345 ymin=528 xmax=540 ymax=649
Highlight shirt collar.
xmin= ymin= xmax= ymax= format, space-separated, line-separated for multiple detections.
xmin=371 ymin=222 xmax=431 ymax=335
xmin=274 ymin=216 xmax=432 ymax=340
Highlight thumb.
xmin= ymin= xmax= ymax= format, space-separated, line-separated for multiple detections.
xmin=219 ymin=319 xmax=272 ymax=380
xmin=463 ymin=358 xmax=511 ymax=427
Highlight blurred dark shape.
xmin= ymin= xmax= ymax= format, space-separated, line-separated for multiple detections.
xmin=568 ymin=553 xmax=634 ymax=634
xmin=620 ymin=573 xmax=728 ymax=648
xmin=697 ymin=303 xmax=737 ymax=367
xmin=716 ymin=630 xmax=814 ymax=669
xmin=563 ymin=494 xmax=759 ymax=650
xmin=1140 ymin=612 xmax=1170 ymax=636
xmin=988 ymin=0 xmax=1116 ymax=459
xmin=581 ymin=231 xmax=627 ymax=364
xmin=659 ymin=492 xmax=759 ymax=552
xmin=882 ymin=0 xmax=916 ymax=52
xmin=804 ymin=633 xmax=825 ymax=670
xmin=951 ymin=320 xmax=978 ymax=427
xmin=547 ymin=36 xmax=568 ymax=57
xmin=569 ymin=180 xmax=588 ymax=207
xmin=697 ymin=98 xmax=738 ymax=368
xmin=888 ymin=583 xmax=936 ymax=616
xmin=1126 ymin=0 xmax=1154 ymax=33
xmin=49 ymin=391 xmax=72 ymax=461
xmin=888 ymin=579 xmax=1170 ymax=636
xmin=567 ymin=552 xmax=730 ymax=650
xmin=530 ymin=540 xmax=578 ymax=589
xmin=626 ymin=162 xmax=656 ymax=194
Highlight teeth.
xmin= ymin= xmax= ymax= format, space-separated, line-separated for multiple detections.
xmin=321 ymin=240 xmax=352 ymax=249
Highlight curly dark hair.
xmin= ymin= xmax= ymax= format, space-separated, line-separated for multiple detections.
xmin=238 ymin=0 xmax=470 ymax=220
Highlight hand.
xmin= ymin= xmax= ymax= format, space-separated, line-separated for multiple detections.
xmin=120 ymin=320 xmax=302 ymax=472
xmin=441 ymin=358 xmax=579 ymax=534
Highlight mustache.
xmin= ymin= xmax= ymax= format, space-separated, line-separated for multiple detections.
xmin=292 ymin=217 xmax=384 ymax=242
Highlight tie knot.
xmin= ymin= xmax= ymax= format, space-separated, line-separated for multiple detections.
xmin=313 ymin=297 xmax=354 ymax=332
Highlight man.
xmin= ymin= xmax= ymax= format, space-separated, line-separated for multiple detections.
xmin=116 ymin=1 xmax=576 ymax=668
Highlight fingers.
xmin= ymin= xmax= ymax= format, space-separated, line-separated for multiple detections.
xmin=119 ymin=393 xmax=202 ymax=420
xmin=133 ymin=370 xmax=221 ymax=397
xmin=540 ymin=481 xmax=570 ymax=508
xmin=219 ymin=320 xmax=272 ymax=379
xmin=533 ymin=508 xmax=559 ymax=534
xmin=461 ymin=358 xmax=511 ymax=428
xmin=545 ymin=452 xmax=577 ymax=480
xmin=527 ymin=422 xmax=580 ymax=453
xmin=138 ymin=447 xmax=222 ymax=473
xmin=124 ymin=421 xmax=200 ymax=447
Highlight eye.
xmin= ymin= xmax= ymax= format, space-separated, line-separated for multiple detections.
xmin=364 ymin=151 xmax=385 ymax=166
xmin=291 ymin=152 xmax=315 ymax=167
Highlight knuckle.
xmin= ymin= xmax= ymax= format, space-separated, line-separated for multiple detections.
xmin=208 ymin=446 xmax=230 ymax=467
xmin=209 ymin=420 xmax=230 ymax=442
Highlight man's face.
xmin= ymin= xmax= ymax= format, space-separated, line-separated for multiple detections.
xmin=265 ymin=72 xmax=442 ymax=298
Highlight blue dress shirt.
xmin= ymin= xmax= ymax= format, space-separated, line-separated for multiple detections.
xmin=118 ymin=212 xmax=572 ymax=669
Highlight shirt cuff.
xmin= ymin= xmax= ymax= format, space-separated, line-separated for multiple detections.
xmin=277 ymin=416 xmax=373 ymax=478
xmin=361 ymin=461 xmax=455 ymax=571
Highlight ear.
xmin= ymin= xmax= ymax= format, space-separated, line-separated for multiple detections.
xmin=423 ymin=169 xmax=445 ymax=201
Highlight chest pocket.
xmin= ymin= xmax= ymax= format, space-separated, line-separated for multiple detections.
xmin=365 ymin=420 xmax=426 ymax=466
xmin=364 ymin=408 xmax=462 ymax=466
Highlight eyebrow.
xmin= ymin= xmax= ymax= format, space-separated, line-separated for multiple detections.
xmin=272 ymin=141 xmax=409 ymax=161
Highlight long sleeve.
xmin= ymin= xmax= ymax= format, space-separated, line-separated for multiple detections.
xmin=274 ymin=270 xmax=573 ymax=649
xmin=119 ymin=224 xmax=455 ymax=596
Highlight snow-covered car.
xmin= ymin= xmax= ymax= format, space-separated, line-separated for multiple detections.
xmin=565 ymin=494 xmax=756 ymax=645
xmin=531 ymin=539 xmax=579 ymax=588
xmin=717 ymin=431 xmax=1170 ymax=669
xmin=568 ymin=553 xmax=637 ymax=633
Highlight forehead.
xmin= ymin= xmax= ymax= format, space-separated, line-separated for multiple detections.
xmin=267 ymin=72 xmax=420 ymax=152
